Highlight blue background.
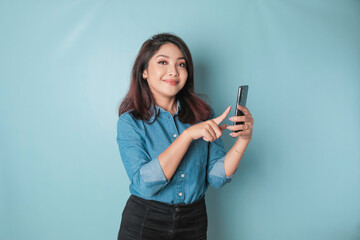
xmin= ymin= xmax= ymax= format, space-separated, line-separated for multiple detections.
xmin=1 ymin=0 xmax=359 ymax=239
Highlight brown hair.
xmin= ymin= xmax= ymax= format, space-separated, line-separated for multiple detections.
xmin=118 ymin=33 xmax=211 ymax=124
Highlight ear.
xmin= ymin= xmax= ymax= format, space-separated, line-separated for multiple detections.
xmin=142 ymin=69 xmax=148 ymax=79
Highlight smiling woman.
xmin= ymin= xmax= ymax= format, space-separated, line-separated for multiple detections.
xmin=142 ymin=43 xmax=188 ymax=115
xmin=118 ymin=33 xmax=213 ymax=124
xmin=116 ymin=33 xmax=254 ymax=239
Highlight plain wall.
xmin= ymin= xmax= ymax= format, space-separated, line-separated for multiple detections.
xmin=1 ymin=0 xmax=359 ymax=239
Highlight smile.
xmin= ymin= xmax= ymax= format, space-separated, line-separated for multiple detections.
xmin=163 ymin=80 xmax=179 ymax=85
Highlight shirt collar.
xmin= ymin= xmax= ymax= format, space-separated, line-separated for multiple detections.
xmin=150 ymin=99 xmax=181 ymax=121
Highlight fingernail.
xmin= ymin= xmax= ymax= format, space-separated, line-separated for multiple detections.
xmin=229 ymin=117 xmax=234 ymax=121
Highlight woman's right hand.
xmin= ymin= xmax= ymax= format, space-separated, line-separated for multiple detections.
xmin=186 ymin=106 xmax=231 ymax=142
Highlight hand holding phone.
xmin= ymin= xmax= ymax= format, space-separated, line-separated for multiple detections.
xmin=233 ymin=85 xmax=248 ymax=133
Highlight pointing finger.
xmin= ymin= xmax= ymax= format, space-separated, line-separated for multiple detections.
xmin=213 ymin=106 xmax=231 ymax=125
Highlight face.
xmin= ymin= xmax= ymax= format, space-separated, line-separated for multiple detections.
xmin=142 ymin=43 xmax=188 ymax=102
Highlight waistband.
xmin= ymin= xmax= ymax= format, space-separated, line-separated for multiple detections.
xmin=129 ymin=194 xmax=205 ymax=214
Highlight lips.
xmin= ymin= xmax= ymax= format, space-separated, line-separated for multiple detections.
xmin=163 ymin=79 xmax=179 ymax=85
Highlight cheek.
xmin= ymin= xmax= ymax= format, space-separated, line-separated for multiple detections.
xmin=179 ymin=67 xmax=188 ymax=77
xmin=182 ymin=72 xmax=188 ymax=82
xmin=147 ymin=64 xmax=165 ymax=78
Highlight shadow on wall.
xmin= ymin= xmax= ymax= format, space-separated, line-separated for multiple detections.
xmin=194 ymin=59 xmax=225 ymax=239
xmin=206 ymin=188 xmax=225 ymax=239
xmin=195 ymin=59 xmax=265 ymax=239
xmin=206 ymin=137 xmax=263 ymax=240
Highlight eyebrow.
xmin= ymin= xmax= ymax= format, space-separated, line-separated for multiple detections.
xmin=156 ymin=54 xmax=185 ymax=60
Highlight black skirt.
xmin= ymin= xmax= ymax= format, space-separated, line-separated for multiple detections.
xmin=118 ymin=195 xmax=208 ymax=240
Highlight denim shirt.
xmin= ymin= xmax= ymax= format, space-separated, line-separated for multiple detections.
xmin=116 ymin=100 xmax=232 ymax=204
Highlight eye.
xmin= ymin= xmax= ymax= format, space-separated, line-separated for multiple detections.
xmin=178 ymin=62 xmax=186 ymax=67
xmin=158 ymin=61 xmax=167 ymax=65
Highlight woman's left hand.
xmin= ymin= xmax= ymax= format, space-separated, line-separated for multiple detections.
xmin=226 ymin=104 xmax=254 ymax=140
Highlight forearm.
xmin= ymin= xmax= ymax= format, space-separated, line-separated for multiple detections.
xmin=224 ymin=138 xmax=250 ymax=177
xmin=158 ymin=129 xmax=193 ymax=180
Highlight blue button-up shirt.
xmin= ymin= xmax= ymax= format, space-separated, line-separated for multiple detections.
xmin=116 ymin=100 xmax=232 ymax=204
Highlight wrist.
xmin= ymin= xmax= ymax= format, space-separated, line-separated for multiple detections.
xmin=182 ymin=128 xmax=194 ymax=142
xmin=235 ymin=137 xmax=251 ymax=146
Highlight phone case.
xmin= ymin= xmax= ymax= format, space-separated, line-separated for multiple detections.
xmin=234 ymin=85 xmax=248 ymax=133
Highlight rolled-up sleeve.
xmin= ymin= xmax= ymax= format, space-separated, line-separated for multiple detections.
xmin=116 ymin=114 xmax=168 ymax=197
xmin=207 ymin=108 xmax=232 ymax=189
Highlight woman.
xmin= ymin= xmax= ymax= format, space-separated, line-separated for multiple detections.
xmin=116 ymin=33 xmax=254 ymax=240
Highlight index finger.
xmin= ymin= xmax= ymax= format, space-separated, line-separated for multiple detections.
xmin=213 ymin=106 xmax=231 ymax=125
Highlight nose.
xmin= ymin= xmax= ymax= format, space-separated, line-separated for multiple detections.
xmin=168 ymin=64 xmax=179 ymax=77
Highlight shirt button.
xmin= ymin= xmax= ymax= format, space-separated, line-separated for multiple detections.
xmin=181 ymin=174 xmax=185 ymax=178
xmin=178 ymin=192 xmax=183 ymax=196
xmin=173 ymin=134 xmax=177 ymax=138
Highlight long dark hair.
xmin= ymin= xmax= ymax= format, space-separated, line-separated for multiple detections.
xmin=118 ymin=33 xmax=211 ymax=124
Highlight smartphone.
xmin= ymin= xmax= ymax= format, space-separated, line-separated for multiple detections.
xmin=233 ymin=85 xmax=249 ymax=133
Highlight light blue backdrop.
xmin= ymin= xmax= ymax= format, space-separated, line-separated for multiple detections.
xmin=1 ymin=1 xmax=359 ymax=239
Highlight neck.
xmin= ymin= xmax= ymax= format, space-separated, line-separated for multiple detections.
xmin=154 ymin=96 xmax=177 ymax=115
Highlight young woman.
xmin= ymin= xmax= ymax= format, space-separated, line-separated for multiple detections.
xmin=116 ymin=33 xmax=254 ymax=240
